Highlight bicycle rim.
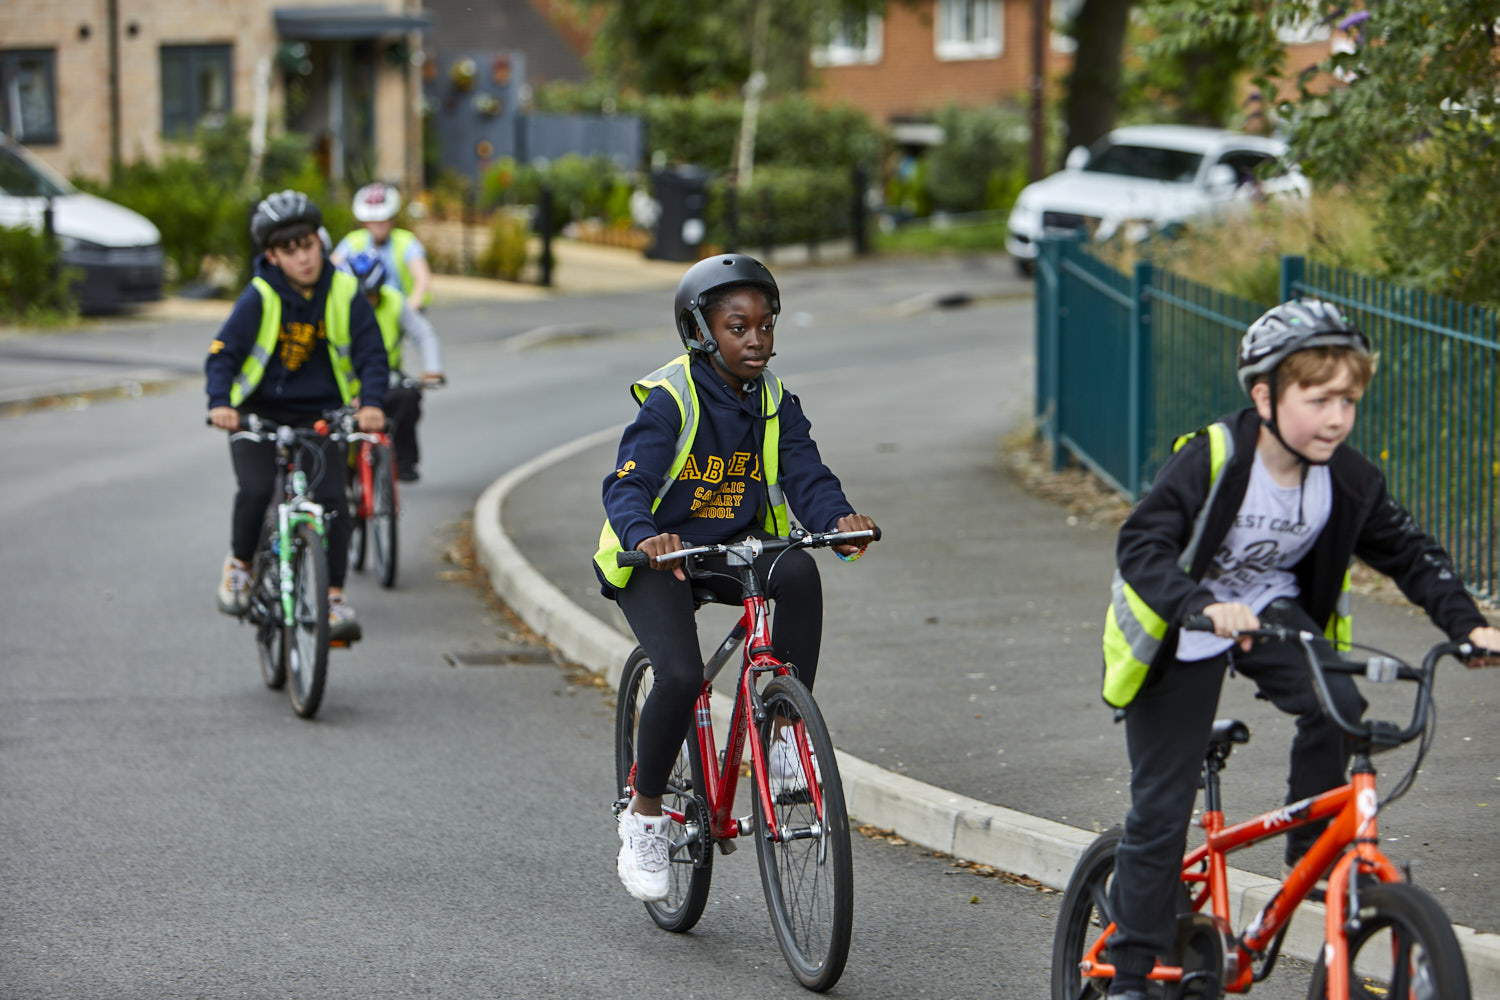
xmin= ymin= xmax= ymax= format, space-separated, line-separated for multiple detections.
xmin=615 ymin=648 xmax=712 ymax=932
xmin=286 ymin=523 xmax=329 ymax=719
xmin=1307 ymin=882 xmax=1471 ymax=1000
xmin=372 ymin=445 xmax=398 ymax=588
xmin=752 ymin=676 xmax=852 ymax=992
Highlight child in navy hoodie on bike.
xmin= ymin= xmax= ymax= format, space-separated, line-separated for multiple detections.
xmin=594 ymin=254 xmax=877 ymax=903
xmin=206 ymin=191 xmax=388 ymax=643
xmin=1097 ymin=299 xmax=1500 ymax=1000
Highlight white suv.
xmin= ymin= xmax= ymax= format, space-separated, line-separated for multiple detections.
xmin=1005 ymin=124 xmax=1307 ymax=273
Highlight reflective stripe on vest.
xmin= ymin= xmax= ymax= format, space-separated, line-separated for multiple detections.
xmin=1100 ymin=422 xmax=1232 ymax=709
xmin=1326 ymin=568 xmax=1352 ymax=651
xmin=345 ymin=228 xmax=418 ymax=301
xmin=594 ymin=355 xmax=787 ymax=589
xmin=373 ymin=285 xmax=404 ymax=371
xmin=231 ymin=272 xmax=361 ymax=407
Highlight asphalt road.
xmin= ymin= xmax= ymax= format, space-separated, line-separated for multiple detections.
xmin=0 ymin=253 xmax=1466 ymax=997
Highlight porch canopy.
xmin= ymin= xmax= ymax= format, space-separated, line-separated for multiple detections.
xmin=274 ymin=5 xmax=429 ymax=39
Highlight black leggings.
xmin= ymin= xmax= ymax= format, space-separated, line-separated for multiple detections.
xmin=228 ymin=418 xmax=350 ymax=588
xmin=616 ymin=535 xmax=823 ymax=799
xmin=1106 ymin=599 xmax=1367 ymax=977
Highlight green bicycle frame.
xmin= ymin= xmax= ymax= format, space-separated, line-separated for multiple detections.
xmin=274 ymin=468 xmax=328 ymax=626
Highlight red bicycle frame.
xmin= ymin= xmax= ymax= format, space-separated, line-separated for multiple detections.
xmin=352 ymin=432 xmax=398 ymax=520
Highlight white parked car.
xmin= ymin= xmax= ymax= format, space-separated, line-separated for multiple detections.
xmin=1005 ymin=124 xmax=1308 ymax=273
xmin=0 ymin=131 xmax=163 ymax=313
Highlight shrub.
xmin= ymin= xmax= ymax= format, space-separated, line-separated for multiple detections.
xmin=476 ymin=211 xmax=530 ymax=281
xmin=0 ymin=224 xmax=78 ymax=323
xmin=706 ymin=166 xmax=854 ymax=248
xmin=924 ymin=104 xmax=1030 ymax=215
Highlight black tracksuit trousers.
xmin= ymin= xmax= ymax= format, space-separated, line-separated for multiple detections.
xmin=1106 ymin=600 xmax=1367 ymax=979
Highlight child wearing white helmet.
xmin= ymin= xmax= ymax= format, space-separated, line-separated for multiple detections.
xmin=331 ymin=183 xmax=432 ymax=308
xmin=1094 ymin=298 xmax=1500 ymax=1000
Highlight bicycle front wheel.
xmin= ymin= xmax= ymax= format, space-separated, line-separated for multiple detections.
xmin=752 ymin=676 xmax=852 ymax=992
xmin=615 ymin=647 xmax=712 ymax=932
xmin=285 ymin=522 xmax=329 ymax=719
xmin=1307 ymin=881 xmax=1471 ymax=1000
xmin=369 ymin=442 xmax=398 ymax=588
xmin=251 ymin=546 xmax=286 ymax=690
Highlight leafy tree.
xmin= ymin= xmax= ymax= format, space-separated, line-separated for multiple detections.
xmin=1058 ymin=0 xmax=1135 ymax=160
xmin=568 ymin=0 xmax=898 ymax=96
xmin=1145 ymin=0 xmax=1500 ymax=303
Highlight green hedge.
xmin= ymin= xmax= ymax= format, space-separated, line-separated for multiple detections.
xmin=479 ymin=154 xmax=631 ymax=230
xmin=706 ymin=166 xmax=855 ymax=249
xmin=0 ymin=225 xmax=77 ymax=323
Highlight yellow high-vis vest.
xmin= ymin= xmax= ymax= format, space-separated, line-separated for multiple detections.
xmin=229 ymin=270 xmax=361 ymax=407
xmin=594 ymin=355 xmax=788 ymax=589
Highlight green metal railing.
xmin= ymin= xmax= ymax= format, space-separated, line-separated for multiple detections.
xmin=1034 ymin=238 xmax=1500 ymax=601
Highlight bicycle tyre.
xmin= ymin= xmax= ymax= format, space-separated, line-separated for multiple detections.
xmin=752 ymin=675 xmax=853 ymax=993
xmin=285 ymin=522 xmax=329 ymax=719
xmin=251 ymin=545 xmax=286 ymax=690
xmin=349 ymin=465 xmax=368 ymax=572
xmin=615 ymin=646 xmax=712 ymax=932
xmin=1306 ymin=881 xmax=1471 ymax=1000
xmin=1052 ymin=827 xmax=1124 ymax=1000
xmin=370 ymin=442 xmax=398 ymax=588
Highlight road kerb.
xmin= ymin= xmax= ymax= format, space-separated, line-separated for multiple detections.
xmin=473 ymin=429 xmax=1500 ymax=998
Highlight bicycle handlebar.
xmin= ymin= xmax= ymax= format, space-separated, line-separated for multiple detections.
xmin=615 ymin=526 xmax=881 ymax=569
xmin=1179 ymin=614 xmax=1483 ymax=749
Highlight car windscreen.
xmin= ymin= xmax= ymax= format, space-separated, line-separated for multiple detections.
xmin=1083 ymin=144 xmax=1204 ymax=183
xmin=0 ymin=147 xmax=70 ymax=198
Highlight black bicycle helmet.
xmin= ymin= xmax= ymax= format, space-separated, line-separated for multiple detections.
xmin=251 ymin=190 xmax=323 ymax=251
xmin=673 ymin=254 xmax=780 ymax=355
xmin=1237 ymin=298 xmax=1369 ymax=395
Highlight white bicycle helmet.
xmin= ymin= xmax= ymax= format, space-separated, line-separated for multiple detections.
xmin=1237 ymin=298 xmax=1370 ymax=395
xmin=352 ymin=182 xmax=401 ymax=223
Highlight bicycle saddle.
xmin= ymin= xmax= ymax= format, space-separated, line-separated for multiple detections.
xmin=1209 ymin=718 xmax=1250 ymax=749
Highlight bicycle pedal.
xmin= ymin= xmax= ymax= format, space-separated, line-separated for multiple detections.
xmin=329 ymin=638 xmax=354 ymax=648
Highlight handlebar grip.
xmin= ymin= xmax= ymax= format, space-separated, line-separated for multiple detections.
xmin=870 ymin=526 xmax=882 ymax=542
xmin=1182 ymin=614 xmax=1214 ymax=632
xmin=617 ymin=550 xmax=650 ymax=568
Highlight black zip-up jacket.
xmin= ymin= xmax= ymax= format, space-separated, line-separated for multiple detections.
xmin=205 ymin=255 xmax=387 ymax=412
xmin=1119 ymin=407 xmax=1487 ymax=669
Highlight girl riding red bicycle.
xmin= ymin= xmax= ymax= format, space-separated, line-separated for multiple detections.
xmin=593 ymin=253 xmax=876 ymax=903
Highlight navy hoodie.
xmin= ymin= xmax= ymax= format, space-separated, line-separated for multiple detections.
xmin=205 ymin=255 xmax=387 ymax=413
xmin=602 ymin=353 xmax=856 ymax=570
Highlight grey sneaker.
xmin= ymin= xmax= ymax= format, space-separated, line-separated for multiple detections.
xmin=616 ymin=810 xmax=670 ymax=902
xmin=216 ymin=554 xmax=250 ymax=616
xmin=328 ymin=595 xmax=362 ymax=643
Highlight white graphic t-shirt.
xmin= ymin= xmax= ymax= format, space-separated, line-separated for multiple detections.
xmin=1176 ymin=452 xmax=1331 ymax=662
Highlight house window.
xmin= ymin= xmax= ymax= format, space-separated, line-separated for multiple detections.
xmin=812 ymin=12 xmax=884 ymax=66
xmin=1 ymin=49 xmax=59 ymax=144
xmin=161 ymin=45 xmax=233 ymax=137
xmin=935 ymin=0 xmax=1002 ymax=60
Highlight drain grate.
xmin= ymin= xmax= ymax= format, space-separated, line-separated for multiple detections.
xmin=444 ymin=646 xmax=555 ymax=667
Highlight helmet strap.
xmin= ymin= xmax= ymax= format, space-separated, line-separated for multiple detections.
xmin=1260 ymin=369 xmax=1325 ymax=468
xmin=688 ymin=304 xmax=718 ymax=356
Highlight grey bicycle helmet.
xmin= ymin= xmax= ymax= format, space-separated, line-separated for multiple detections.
xmin=673 ymin=254 xmax=780 ymax=356
xmin=251 ymin=190 xmax=323 ymax=251
xmin=1237 ymin=298 xmax=1370 ymax=395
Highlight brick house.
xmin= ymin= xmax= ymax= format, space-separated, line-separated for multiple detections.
xmin=0 ymin=0 xmax=427 ymax=188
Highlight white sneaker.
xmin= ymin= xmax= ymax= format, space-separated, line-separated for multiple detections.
xmin=617 ymin=810 xmax=671 ymax=902
xmin=217 ymin=554 xmax=250 ymax=615
xmin=769 ymin=726 xmax=820 ymax=798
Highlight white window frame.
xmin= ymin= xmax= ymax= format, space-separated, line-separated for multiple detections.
xmin=812 ymin=12 xmax=884 ymax=67
xmin=934 ymin=0 xmax=1003 ymax=61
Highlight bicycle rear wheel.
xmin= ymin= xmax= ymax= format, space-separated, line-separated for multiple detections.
xmin=349 ymin=463 xmax=368 ymax=572
xmin=285 ymin=522 xmax=329 ymax=719
xmin=251 ymin=546 xmax=286 ymax=690
xmin=369 ymin=442 xmax=398 ymax=588
xmin=1052 ymin=828 xmax=1123 ymax=1000
xmin=752 ymin=676 xmax=852 ymax=992
xmin=615 ymin=646 xmax=712 ymax=932
xmin=1307 ymin=881 xmax=1471 ymax=1000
